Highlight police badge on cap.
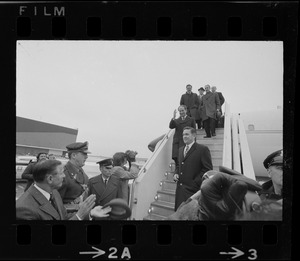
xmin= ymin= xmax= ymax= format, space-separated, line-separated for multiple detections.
xmin=263 ymin=149 xmax=283 ymax=169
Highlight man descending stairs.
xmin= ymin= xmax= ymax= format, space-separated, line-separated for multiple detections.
xmin=143 ymin=128 xmax=224 ymax=220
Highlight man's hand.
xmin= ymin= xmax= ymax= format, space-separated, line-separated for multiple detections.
xmin=173 ymin=109 xmax=177 ymax=119
xmin=90 ymin=206 xmax=112 ymax=218
xmin=173 ymin=174 xmax=179 ymax=182
xmin=76 ymin=194 xmax=96 ymax=220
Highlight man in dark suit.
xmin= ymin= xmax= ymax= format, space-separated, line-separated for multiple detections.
xmin=173 ymin=127 xmax=213 ymax=211
xmin=88 ymin=159 xmax=123 ymax=208
xmin=16 ymin=159 xmax=110 ymax=220
xmin=169 ymin=105 xmax=196 ymax=166
xmin=180 ymin=84 xmax=199 ymax=120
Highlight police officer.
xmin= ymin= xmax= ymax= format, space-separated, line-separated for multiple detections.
xmin=259 ymin=149 xmax=283 ymax=200
xmin=88 ymin=158 xmax=123 ymax=208
xmin=58 ymin=141 xmax=91 ymax=212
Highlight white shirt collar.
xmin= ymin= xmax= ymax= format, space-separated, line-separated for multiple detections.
xmin=102 ymin=175 xmax=110 ymax=183
xmin=186 ymin=141 xmax=195 ymax=148
xmin=34 ymin=183 xmax=51 ymax=201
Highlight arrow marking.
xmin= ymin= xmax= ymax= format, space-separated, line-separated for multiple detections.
xmin=220 ymin=247 xmax=244 ymax=259
xmin=79 ymin=246 xmax=106 ymax=258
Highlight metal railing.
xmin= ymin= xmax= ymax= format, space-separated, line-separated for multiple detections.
xmin=222 ymin=102 xmax=232 ymax=169
xmin=128 ymin=129 xmax=175 ymax=220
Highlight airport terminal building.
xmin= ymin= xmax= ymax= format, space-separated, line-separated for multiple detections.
xmin=16 ymin=116 xmax=78 ymax=156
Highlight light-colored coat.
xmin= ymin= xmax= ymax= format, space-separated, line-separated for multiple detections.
xmin=201 ymin=91 xmax=221 ymax=120
xmin=111 ymin=164 xmax=139 ymax=203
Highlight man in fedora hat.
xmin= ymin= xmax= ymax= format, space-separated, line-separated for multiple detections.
xmin=58 ymin=141 xmax=91 ymax=212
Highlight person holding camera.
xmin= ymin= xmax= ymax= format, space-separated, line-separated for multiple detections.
xmin=111 ymin=150 xmax=140 ymax=203
xmin=21 ymin=152 xmax=48 ymax=191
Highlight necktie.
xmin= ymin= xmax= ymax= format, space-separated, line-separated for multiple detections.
xmin=104 ymin=179 xmax=108 ymax=186
xmin=49 ymin=193 xmax=57 ymax=211
xmin=184 ymin=145 xmax=189 ymax=157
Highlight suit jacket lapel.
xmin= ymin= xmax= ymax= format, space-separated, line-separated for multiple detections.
xmin=183 ymin=143 xmax=196 ymax=161
xmin=30 ymin=186 xmax=61 ymax=220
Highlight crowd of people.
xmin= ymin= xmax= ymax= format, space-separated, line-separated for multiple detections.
xmin=168 ymin=149 xmax=284 ymax=220
xmin=16 ymin=141 xmax=139 ymax=220
xmin=168 ymin=84 xmax=284 ymax=220
xmin=16 ymin=84 xmax=286 ymax=221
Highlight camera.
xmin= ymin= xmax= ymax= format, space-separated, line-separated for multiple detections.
xmin=125 ymin=150 xmax=138 ymax=163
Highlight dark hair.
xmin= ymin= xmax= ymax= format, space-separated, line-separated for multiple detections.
xmin=32 ymin=159 xmax=62 ymax=182
xmin=113 ymin=152 xmax=127 ymax=167
xmin=183 ymin=126 xmax=196 ymax=135
xmin=178 ymin=105 xmax=187 ymax=111
xmin=36 ymin=152 xmax=47 ymax=160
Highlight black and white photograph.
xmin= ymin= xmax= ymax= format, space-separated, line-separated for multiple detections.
xmin=16 ymin=40 xmax=284 ymax=221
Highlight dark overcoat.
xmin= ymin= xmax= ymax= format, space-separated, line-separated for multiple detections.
xmin=88 ymin=174 xmax=123 ymax=207
xmin=201 ymin=91 xmax=221 ymax=121
xmin=16 ymin=185 xmax=77 ymax=220
xmin=180 ymin=92 xmax=199 ymax=119
xmin=58 ymin=161 xmax=89 ymax=204
xmin=174 ymin=142 xmax=213 ymax=211
xmin=195 ymin=95 xmax=204 ymax=121
xmin=169 ymin=116 xmax=196 ymax=160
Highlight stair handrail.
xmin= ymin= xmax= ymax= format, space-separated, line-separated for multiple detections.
xmin=222 ymin=102 xmax=232 ymax=169
xmin=231 ymin=113 xmax=242 ymax=173
xmin=238 ymin=116 xmax=256 ymax=180
xmin=128 ymin=128 xmax=175 ymax=220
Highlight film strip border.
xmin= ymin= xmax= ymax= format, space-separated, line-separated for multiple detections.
xmin=8 ymin=222 xmax=285 ymax=259
xmin=1 ymin=1 xmax=296 ymax=260
xmin=15 ymin=5 xmax=283 ymax=39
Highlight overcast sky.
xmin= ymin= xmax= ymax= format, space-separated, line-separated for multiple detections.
xmin=16 ymin=41 xmax=283 ymax=158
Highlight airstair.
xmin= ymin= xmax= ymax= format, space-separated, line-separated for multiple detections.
xmin=143 ymin=128 xmax=224 ymax=220
xmin=128 ymin=102 xmax=256 ymax=220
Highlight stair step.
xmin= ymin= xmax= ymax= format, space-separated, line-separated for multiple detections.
xmin=143 ymin=213 xmax=167 ymax=220
xmin=164 ymin=171 xmax=175 ymax=181
xmin=156 ymin=190 xmax=175 ymax=203
xmin=197 ymin=128 xmax=224 ymax=134
xmin=161 ymin=180 xmax=177 ymax=191
xmin=196 ymin=136 xmax=223 ymax=144
xmin=212 ymin=158 xmax=222 ymax=166
xmin=210 ymin=150 xmax=223 ymax=157
xmin=198 ymin=143 xmax=223 ymax=151
xmin=149 ymin=201 xmax=175 ymax=217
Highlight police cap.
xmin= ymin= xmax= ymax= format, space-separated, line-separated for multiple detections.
xmin=198 ymin=87 xmax=205 ymax=91
xmin=97 ymin=158 xmax=113 ymax=167
xmin=66 ymin=141 xmax=91 ymax=154
xmin=263 ymin=149 xmax=283 ymax=169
